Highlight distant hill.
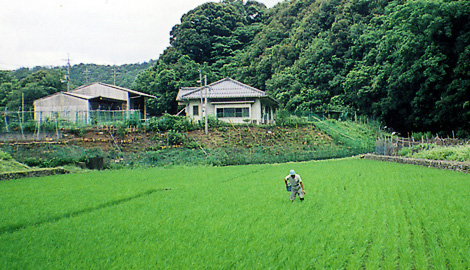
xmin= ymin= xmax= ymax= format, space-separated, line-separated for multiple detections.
xmin=10 ymin=60 xmax=156 ymax=90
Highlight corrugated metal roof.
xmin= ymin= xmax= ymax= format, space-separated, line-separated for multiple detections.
xmin=73 ymin=82 xmax=156 ymax=98
xmin=63 ymin=92 xmax=93 ymax=100
xmin=176 ymin=78 xmax=274 ymax=101
xmin=33 ymin=91 xmax=90 ymax=103
xmin=35 ymin=82 xmax=156 ymax=104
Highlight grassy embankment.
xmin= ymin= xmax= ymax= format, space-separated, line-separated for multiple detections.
xmin=1 ymin=117 xmax=382 ymax=169
xmin=0 ymin=151 xmax=30 ymax=173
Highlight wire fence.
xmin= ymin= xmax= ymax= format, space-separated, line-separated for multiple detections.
xmin=0 ymin=109 xmax=143 ymax=141
xmin=375 ymin=135 xmax=469 ymax=156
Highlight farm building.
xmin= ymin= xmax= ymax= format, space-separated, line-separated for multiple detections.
xmin=176 ymin=77 xmax=278 ymax=124
xmin=33 ymin=83 xmax=155 ymax=124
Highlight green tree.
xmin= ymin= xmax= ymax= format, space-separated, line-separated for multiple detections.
xmin=133 ymin=56 xmax=205 ymax=116
xmin=169 ymin=2 xmax=248 ymax=64
xmin=0 ymin=71 xmax=16 ymax=108
xmin=5 ymin=70 xmax=66 ymax=111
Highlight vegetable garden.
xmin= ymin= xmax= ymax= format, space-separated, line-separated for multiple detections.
xmin=1 ymin=158 xmax=469 ymax=269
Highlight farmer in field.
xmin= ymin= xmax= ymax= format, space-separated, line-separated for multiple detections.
xmin=284 ymin=169 xmax=305 ymax=202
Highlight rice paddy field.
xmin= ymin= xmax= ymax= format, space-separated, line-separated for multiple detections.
xmin=1 ymin=158 xmax=469 ymax=269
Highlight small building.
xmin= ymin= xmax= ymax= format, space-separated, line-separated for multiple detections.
xmin=33 ymin=82 xmax=155 ymax=123
xmin=176 ymin=77 xmax=278 ymax=124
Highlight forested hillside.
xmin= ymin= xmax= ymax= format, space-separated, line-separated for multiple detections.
xmin=1 ymin=0 xmax=469 ymax=137
xmin=133 ymin=0 xmax=470 ymax=137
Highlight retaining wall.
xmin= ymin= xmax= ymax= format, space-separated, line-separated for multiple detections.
xmin=363 ymin=154 xmax=470 ymax=174
xmin=0 ymin=167 xmax=70 ymax=181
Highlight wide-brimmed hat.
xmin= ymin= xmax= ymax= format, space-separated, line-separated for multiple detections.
xmin=289 ymin=169 xmax=295 ymax=175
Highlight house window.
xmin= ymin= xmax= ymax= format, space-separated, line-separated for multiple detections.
xmin=193 ymin=105 xmax=199 ymax=116
xmin=216 ymin=107 xmax=249 ymax=118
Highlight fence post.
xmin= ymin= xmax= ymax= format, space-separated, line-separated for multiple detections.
xmin=55 ymin=116 xmax=60 ymax=140
xmin=37 ymin=111 xmax=42 ymax=141
xmin=17 ymin=110 xmax=25 ymax=139
xmin=4 ymin=107 xmax=9 ymax=132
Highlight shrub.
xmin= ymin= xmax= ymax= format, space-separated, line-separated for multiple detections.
xmin=114 ymin=121 xmax=128 ymax=138
xmin=0 ymin=151 xmax=12 ymax=161
xmin=146 ymin=115 xmax=197 ymax=133
xmin=207 ymin=115 xmax=229 ymax=129
xmin=82 ymin=147 xmax=104 ymax=160
xmin=411 ymin=132 xmax=433 ymax=141
xmin=166 ymin=130 xmax=185 ymax=146
xmin=8 ymin=145 xmax=106 ymax=168
xmin=23 ymin=156 xmax=76 ymax=168
xmin=398 ymin=147 xmax=412 ymax=157
xmin=275 ymin=110 xmax=309 ymax=127
xmin=68 ymin=126 xmax=85 ymax=137
xmin=173 ymin=117 xmax=197 ymax=132
xmin=23 ymin=157 xmax=47 ymax=167
xmin=126 ymin=117 xmax=141 ymax=129
xmin=412 ymin=145 xmax=470 ymax=162
xmin=23 ymin=120 xmax=37 ymax=132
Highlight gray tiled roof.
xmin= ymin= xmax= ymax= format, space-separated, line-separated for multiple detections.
xmin=176 ymin=78 xmax=273 ymax=101
xmin=176 ymin=87 xmax=199 ymax=100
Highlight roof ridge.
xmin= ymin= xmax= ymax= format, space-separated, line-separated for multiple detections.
xmin=180 ymin=77 xmax=266 ymax=99
xmin=70 ymin=82 xmax=155 ymax=98
xmin=225 ymin=78 xmax=266 ymax=94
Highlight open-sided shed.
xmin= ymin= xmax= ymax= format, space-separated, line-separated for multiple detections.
xmin=33 ymin=82 xmax=155 ymax=123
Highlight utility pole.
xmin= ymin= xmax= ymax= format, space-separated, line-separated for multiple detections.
xmin=197 ymin=69 xmax=209 ymax=135
xmin=112 ymin=65 xmax=119 ymax=85
xmin=22 ymin=92 xmax=24 ymax=124
xmin=198 ymin=69 xmax=203 ymax=112
xmin=65 ymin=55 xmax=71 ymax=91
xmin=204 ymin=75 xmax=208 ymax=135
xmin=62 ymin=55 xmax=72 ymax=91
xmin=84 ymin=65 xmax=90 ymax=84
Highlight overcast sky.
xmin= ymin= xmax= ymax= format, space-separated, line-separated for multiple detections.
xmin=0 ymin=0 xmax=284 ymax=70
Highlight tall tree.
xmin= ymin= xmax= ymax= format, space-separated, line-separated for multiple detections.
xmin=5 ymin=70 xmax=66 ymax=111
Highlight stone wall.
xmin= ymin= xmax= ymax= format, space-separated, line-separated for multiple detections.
xmin=0 ymin=167 xmax=70 ymax=181
xmin=362 ymin=154 xmax=470 ymax=174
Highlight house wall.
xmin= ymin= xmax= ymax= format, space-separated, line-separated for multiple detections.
xmin=185 ymin=100 xmax=203 ymax=121
xmin=34 ymin=93 xmax=89 ymax=122
xmin=184 ymin=99 xmax=266 ymax=124
xmin=251 ymin=99 xmax=262 ymax=124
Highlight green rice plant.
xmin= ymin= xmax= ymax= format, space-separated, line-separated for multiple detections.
xmin=411 ymin=145 xmax=470 ymax=162
xmin=0 ymin=159 xmax=469 ymax=269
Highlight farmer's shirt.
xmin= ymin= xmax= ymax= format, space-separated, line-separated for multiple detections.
xmin=285 ymin=174 xmax=302 ymax=187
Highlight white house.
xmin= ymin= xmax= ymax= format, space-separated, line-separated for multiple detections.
xmin=176 ymin=77 xmax=278 ymax=124
xmin=33 ymin=82 xmax=155 ymax=123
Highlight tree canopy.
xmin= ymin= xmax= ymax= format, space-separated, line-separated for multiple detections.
xmin=2 ymin=0 xmax=469 ymax=137
xmin=0 ymin=61 xmax=155 ymax=112
xmin=134 ymin=0 xmax=470 ymax=137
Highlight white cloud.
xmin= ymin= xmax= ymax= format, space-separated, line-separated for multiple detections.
xmin=0 ymin=0 xmax=284 ymax=70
